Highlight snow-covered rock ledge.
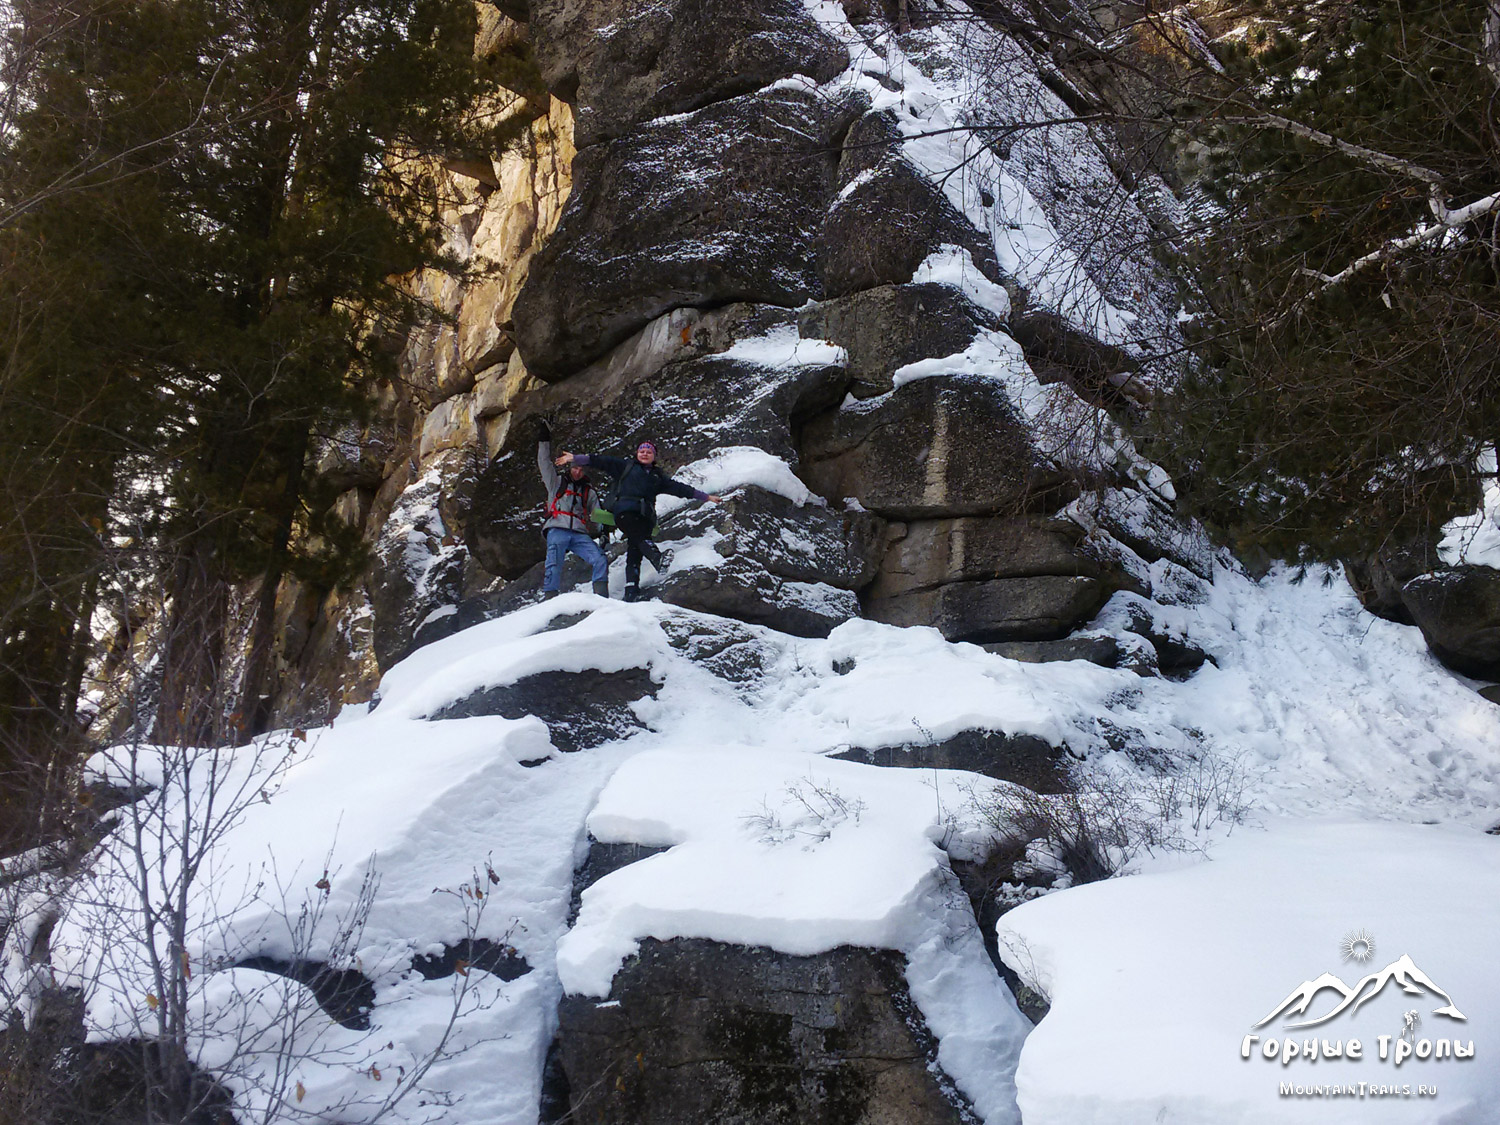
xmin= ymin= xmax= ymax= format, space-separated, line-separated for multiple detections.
xmin=998 ymin=821 xmax=1500 ymax=1124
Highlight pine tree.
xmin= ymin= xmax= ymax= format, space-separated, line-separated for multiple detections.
xmin=0 ymin=0 xmax=501 ymax=836
xmin=1164 ymin=0 xmax=1500 ymax=561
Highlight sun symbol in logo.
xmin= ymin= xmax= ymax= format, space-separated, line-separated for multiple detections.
xmin=1340 ymin=929 xmax=1376 ymax=963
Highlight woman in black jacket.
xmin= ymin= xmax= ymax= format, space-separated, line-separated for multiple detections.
xmin=555 ymin=441 xmax=722 ymax=602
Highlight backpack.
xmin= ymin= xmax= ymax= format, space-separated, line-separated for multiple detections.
xmin=549 ymin=476 xmax=599 ymax=535
xmin=592 ymin=475 xmax=620 ymax=527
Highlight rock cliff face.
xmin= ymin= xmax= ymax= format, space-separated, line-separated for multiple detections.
xmin=244 ymin=2 xmax=1228 ymax=1119
xmin=27 ymin=7 xmax=1500 ymax=1125
xmin=245 ymin=8 xmax=1230 ymax=1111
xmin=261 ymin=0 xmax=1221 ymax=732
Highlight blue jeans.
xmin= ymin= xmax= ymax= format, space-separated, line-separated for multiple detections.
xmin=544 ymin=527 xmax=608 ymax=591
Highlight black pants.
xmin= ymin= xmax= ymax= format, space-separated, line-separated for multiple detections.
xmin=615 ymin=510 xmax=661 ymax=593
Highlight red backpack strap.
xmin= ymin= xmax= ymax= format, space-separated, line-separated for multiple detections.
xmin=548 ymin=480 xmax=591 ymax=527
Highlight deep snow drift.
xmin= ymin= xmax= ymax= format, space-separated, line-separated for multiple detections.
xmin=996 ymin=820 xmax=1500 ymax=1125
xmin=7 ymin=561 xmax=1500 ymax=1123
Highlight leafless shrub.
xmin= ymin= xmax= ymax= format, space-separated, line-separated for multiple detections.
xmin=744 ymin=774 xmax=868 ymax=847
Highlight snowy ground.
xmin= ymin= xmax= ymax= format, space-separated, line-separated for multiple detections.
xmin=9 ymin=558 xmax=1500 ymax=1124
xmin=998 ymin=821 xmax=1500 ymax=1125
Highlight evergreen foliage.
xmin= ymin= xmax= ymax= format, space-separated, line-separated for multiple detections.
xmin=1166 ymin=0 xmax=1500 ymax=561
xmin=0 ymin=0 xmax=501 ymax=840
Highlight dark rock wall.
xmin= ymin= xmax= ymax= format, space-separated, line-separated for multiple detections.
xmin=556 ymin=940 xmax=979 ymax=1125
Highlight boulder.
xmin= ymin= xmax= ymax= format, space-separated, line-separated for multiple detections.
xmin=834 ymin=729 xmax=1071 ymax=793
xmin=1092 ymin=592 xmax=1216 ymax=679
xmin=822 ymin=156 xmax=1001 ymax=299
xmin=659 ymin=612 xmax=787 ymax=689
xmin=663 ymin=486 xmax=883 ymax=589
xmin=1073 ymin=488 xmax=1214 ymax=581
xmin=556 ymin=939 xmax=979 ymax=1125
xmin=1344 ymin=539 xmax=1442 ymax=625
xmin=866 ymin=574 xmax=1106 ymax=644
xmin=1401 ymin=566 xmax=1500 ymax=678
xmin=797 ymin=283 xmax=1004 ymax=399
xmin=1009 ymin=308 xmax=1143 ymax=413
xmin=658 ymin=559 xmax=862 ymax=639
xmin=870 ymin=516 xmax=1098 ymax=600
xmin=511 ymin=84 xmax=859 ymax=380
xmin=528 ymin=0 xmax=848 ymax=149
xmin=649 ymin=486 xmax=881 ymax=636
xmin=800 ymin=376 xmax=1070 ymax=520
xmin=428 ymin=665 xmax=658 ymax=751
xmin=982 ymin=632 xmax=1144 ymax=671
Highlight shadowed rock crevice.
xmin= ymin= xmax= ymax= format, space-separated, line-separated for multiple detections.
xmin=569 ymin=839 xmax=672 ymax=925
xmin=947 ymin=849 xmax=1054 ymax=1027
xmin=231 ymin=957 xmax=377 ymax=1030
xmin=409 ymin=938 xmax=530 ymax=982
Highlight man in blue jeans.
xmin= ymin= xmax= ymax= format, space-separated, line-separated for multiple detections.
xmin=535 ymin=421 xmax=610 ymax=598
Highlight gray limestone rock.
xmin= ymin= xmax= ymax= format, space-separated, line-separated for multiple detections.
xmin=1073 ymin=488 xmax=1214 ymax=582
xmin=556 ymin=939 xmax=980 ymax=1125
xmin=511 ymin=84 xmax=860 ymax=381
xmin=428 ymin=665 xmax=658 ymax=751
xmin=528 ymin=0 xmax=848 ymax=149
xmin=870 ymin=516 xmax=1098 ymax=600
xmin=658 ymin=612 xmax=785 ymax=690
xmin=662 ymin=486 xmax=883 ymax=590
xmin=834 ymin=729 xmax=1071 ymax=793
xmin=1344 ymin=539 xmax=1442 ymax=625
xmin=1010 ymin=308 xmax=1142 ymax=413
xmin=1401 ymin=566 xmax=1500 ymax=679
xmin=649 ymin=486 xmax=881 ymax=636
xmin=658 ymin=558 xmax=861 ymax=639
xmin=821 ymin=156 xmax=1002 ymax=299
xmin=797 ymin=283 xmax=1004 ymax=399
xmin=1092 ymin=591 xmax=1216 ymax=679
xmin=800 ymin=376 xmax=1070 ymax=520
xmin=867 ymin=574 xmax=1106 ymax=644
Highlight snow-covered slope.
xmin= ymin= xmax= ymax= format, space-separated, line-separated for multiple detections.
xmin=12 ymin=562 xmax=1500 ymax=1123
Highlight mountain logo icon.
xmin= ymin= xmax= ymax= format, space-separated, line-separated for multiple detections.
xmin=1255 ymin=952 xmax=1467 ymax=1031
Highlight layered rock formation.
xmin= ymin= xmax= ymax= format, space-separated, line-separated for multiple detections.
xmin=238 ymin=5 xmax=1227 ymax=1106
xmin=207 ymin=2 xmax=1234 ymax=1117
xmin=247 ymin=0 xmax=1229 ymax=737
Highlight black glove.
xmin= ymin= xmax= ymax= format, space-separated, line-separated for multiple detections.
xmin=537 ymin=418 xmax=552 ymax=444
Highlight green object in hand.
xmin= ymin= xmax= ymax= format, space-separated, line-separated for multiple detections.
xmin=590 ymin=507 xmax=615 ymax=527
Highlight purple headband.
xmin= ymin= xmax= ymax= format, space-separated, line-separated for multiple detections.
xmin=637 ymin=441 xmax=657 ymax=454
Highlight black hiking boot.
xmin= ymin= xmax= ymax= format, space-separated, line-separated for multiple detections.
xmin=592 ymin=579 xmax=610 ymax=598
xmin=623 ymin=584 xmax=640 ymax=603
